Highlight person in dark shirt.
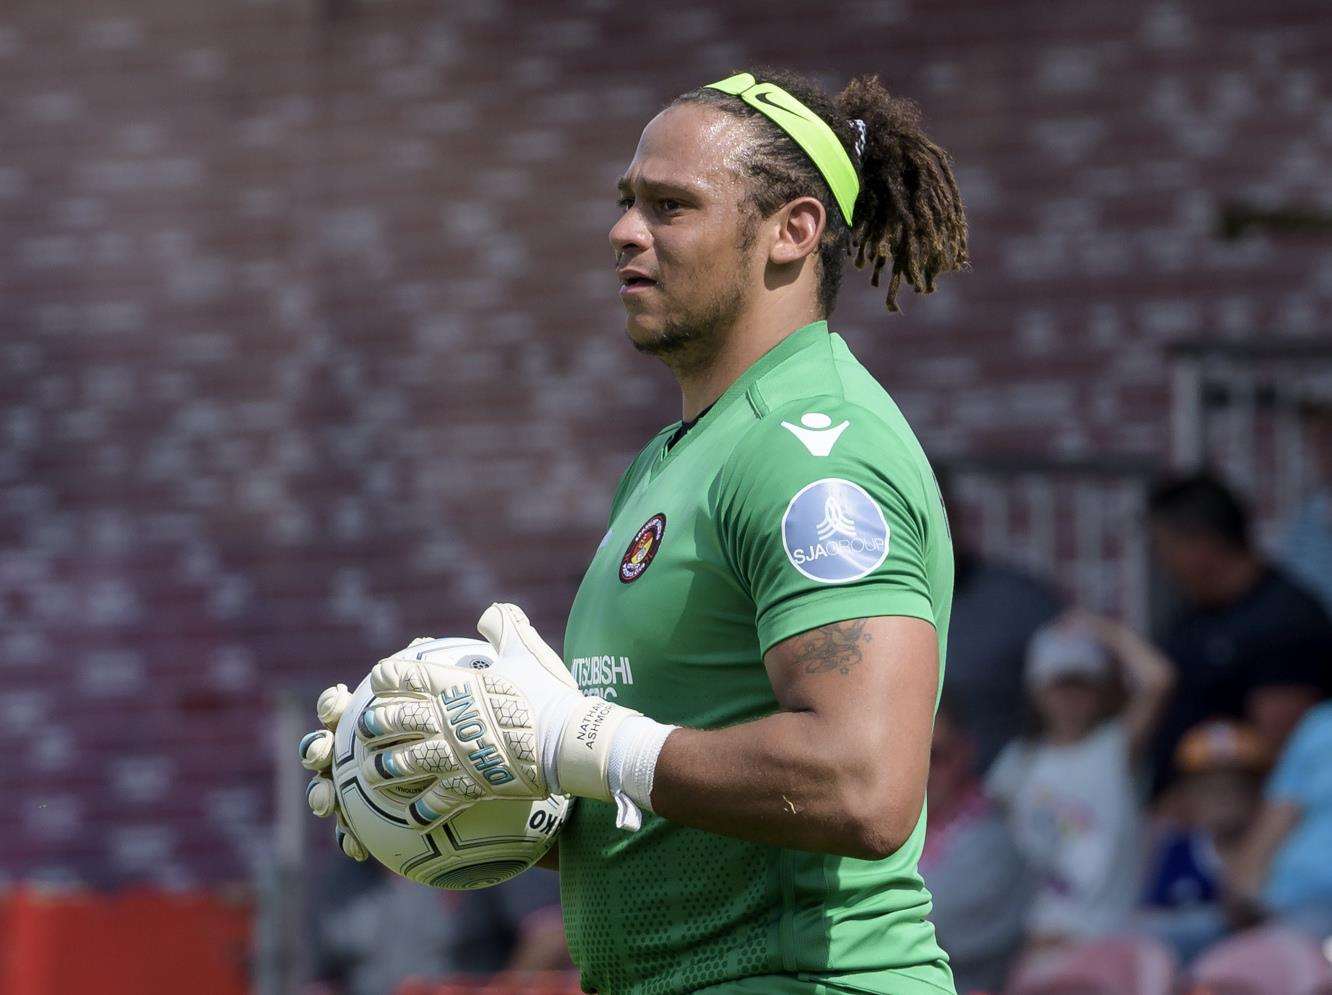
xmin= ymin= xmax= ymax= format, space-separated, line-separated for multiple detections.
xmin=939 ymin=472 xmax=1064 ymax=771
xmin=1147 ymin=473 xmax=1332 ymax=791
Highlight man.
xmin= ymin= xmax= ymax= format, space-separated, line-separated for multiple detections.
xmin=1148 ymin=473 xmax=1332 ymax=791
xmin=302 ymin=67 xmax=968 ymax=994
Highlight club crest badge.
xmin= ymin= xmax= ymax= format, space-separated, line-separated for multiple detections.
xmin=619 ymin=513 xmax=666 ymax=583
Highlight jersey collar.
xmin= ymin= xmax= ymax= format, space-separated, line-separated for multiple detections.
xmin=654 ymin=320 xmax=830 ymax=468
xmin=724 ymin=319 xmax=830 ymax=402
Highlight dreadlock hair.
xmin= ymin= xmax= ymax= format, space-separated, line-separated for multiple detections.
xmin=673 ymin=67 xmax=969 ymax=315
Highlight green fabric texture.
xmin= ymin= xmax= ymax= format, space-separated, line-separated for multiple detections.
xmin=559 ymin=321 xmax=955 ymax=995
xmin=704 ymin=73 xmax=860 ymax=224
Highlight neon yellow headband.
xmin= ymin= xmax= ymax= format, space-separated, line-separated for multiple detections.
xmin=704 ymin=72 xmax=860 ymax=225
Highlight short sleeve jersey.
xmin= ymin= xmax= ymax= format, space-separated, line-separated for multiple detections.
xmin=559 ymin=321 xmax=955 ymax=995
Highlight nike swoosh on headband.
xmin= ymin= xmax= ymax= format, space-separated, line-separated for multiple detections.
xmin=705 ymin=72 xmax=859 ymax=225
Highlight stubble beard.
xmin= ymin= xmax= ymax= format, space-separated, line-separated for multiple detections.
xmin=629 ymin=273 xmax=750 ymax=378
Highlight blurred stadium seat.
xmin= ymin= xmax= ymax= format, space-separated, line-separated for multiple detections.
xmin=1187 ymin=926 xmax=1332 ymax=995
xmin=0 ymin=888 xmax=249 ymax=995
xmin=1005 ymin=934 xmax=1178 ymax=995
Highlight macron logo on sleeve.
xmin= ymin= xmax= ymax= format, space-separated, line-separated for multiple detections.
xmin=780 ymin=412 xmax=850 ymax=457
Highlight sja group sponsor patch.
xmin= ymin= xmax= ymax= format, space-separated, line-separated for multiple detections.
xmin=619 ymin=513 xmax=666 ymax=583
xmin=781 ymin=477 xmax=890 ymax=583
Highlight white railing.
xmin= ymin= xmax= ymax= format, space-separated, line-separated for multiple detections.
xmin=940 ymin=454 xmax=1159 ymax=631
xmin=1168 ymin=338 xmax=1332 ymax=549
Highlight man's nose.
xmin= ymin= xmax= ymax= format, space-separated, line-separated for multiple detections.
xmin=609 ymin=208 xmax=649 ymax=258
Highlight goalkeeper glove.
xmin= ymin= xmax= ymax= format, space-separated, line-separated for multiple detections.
xmin=299 ymin=682 xmax=368 ymax=861
xmin=360 ymin=603 xmax=675 ymax=831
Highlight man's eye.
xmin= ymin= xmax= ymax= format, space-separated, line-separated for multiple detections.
xmin=616 ymin=197 xmax=633 ymax=211
xmin=658 ymin=199 xmax=681 ymax=213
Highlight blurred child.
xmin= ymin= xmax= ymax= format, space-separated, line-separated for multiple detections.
xmin=987 ymin=613 xmax=1175 ymax=950
xmin=1138 ymin=720 xmax=1270 ymax=960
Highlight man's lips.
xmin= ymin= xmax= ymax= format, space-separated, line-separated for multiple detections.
xmin=618 ymin=272 xmax=658 ymax=297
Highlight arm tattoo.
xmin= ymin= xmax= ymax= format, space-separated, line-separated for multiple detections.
xmin=787 ymin=619 xmax=872 ymax=677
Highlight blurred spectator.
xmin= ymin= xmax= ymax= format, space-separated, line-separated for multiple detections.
xmin=502 ymin=904 xmax=575 ymax=973
xmin=1277 ymin=406 xmax=1332 ymax=617
xmin=449 ymin=869 xmax=564 ymax=974
xmin=309 ymin=858 xmax=562 ymax=993
xmin=941 ymin=474 xmax=1064 ymax=771
xmin=1138 ymin=720 xmax=1271 ymax=961
xmin=310 ymin=860 xmax=458 ymax=995
xmin=1148 ymin=473 xmax=1332 ymax=791
xmin=987 ymin=614 xmax=1174 ymax=949
xmin=1229 ymin=701 xmax=1332 ymax=938
xmin=920 ymin=697 xmax=1031 ymax=993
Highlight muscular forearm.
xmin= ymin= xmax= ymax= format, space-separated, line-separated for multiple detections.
xmin=649 ymin=711 xmax=911 ymax=859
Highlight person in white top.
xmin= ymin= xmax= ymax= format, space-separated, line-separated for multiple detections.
xmin=987 ymin=613 xmax=1176 ymax=954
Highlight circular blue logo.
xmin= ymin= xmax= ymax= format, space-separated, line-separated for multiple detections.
xmin=781 ymin=478 xmax=890 ymax=584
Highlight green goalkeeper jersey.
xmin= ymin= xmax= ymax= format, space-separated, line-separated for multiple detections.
xmin=560 ymin=320 xmax=955 ymax=995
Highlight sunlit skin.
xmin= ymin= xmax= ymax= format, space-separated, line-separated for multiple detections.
xmin=609 ymin=103 xmax=827 ymax=420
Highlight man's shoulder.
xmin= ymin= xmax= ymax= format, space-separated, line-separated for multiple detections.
xmin=750 ymin=394 xmax=903 ymax=452
xmin=1291 ymin=701 xmax=1332 ymax=746
xmin=752 ymin=329 xmax=895 ymax=411
xmin=713 ymin=394 xmax=932 ymax=526
xmin=727 ymin=372 xmax=921 ymax=464
xmin=1257 ymin=566 xmax=1332 ymax=628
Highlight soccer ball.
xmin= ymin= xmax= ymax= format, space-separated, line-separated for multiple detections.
xmin=331 ymin=636 xmax=570 ymax=890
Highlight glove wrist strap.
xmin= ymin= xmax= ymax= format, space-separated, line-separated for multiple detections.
xmin=552 ymin=696 xmax=640 ymax=802
xmin=608 ymin=714 xmax=676 ymax=831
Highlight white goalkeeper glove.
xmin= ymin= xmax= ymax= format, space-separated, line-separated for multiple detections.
xmin=299 ymin=682 xmax=368 ymax=861
xmin=359 ymin=603 xmax=675 ymax=831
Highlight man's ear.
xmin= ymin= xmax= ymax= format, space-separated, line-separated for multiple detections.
xmin=769 ymin=196 xmax=826 ymax=265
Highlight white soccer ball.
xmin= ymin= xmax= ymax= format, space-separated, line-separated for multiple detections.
xmin=331 ymin=636 xmax=570 ymax=890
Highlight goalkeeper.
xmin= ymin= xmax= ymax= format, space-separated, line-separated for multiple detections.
xmin=302 ymin=67 xmax=969 ymax=995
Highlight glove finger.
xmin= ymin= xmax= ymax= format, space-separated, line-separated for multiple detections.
xmin=363 ymin=739 xmax=459 ymax=789
xmin=369 ymin=658 xmax=435 ymax=695
xmin=477 ymin=602 xmax=522 ymax=656
xmin=478 ymin=603 xmax=578 ymax=691
xmin=317 ymin=683 xmax=352 ymax=729
xmin=335 ymin=813 xmax=368 ymax=861
xmin=307 ymin=774 xmax=337 ymax=818
xmin=405 ymin=781 xmax=477 ymax=832
xmin=299 ymin=729 xmax=335 ymax=772
xmin=355 ymin=697 xmax=439 ymax=744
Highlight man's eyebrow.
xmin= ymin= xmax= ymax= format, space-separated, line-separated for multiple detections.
xmin=615 ymin=175 xmax=705 ymax=198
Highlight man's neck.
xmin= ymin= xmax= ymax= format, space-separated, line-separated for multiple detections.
xmin=675 ymin=300 xmax=821 ymax=421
